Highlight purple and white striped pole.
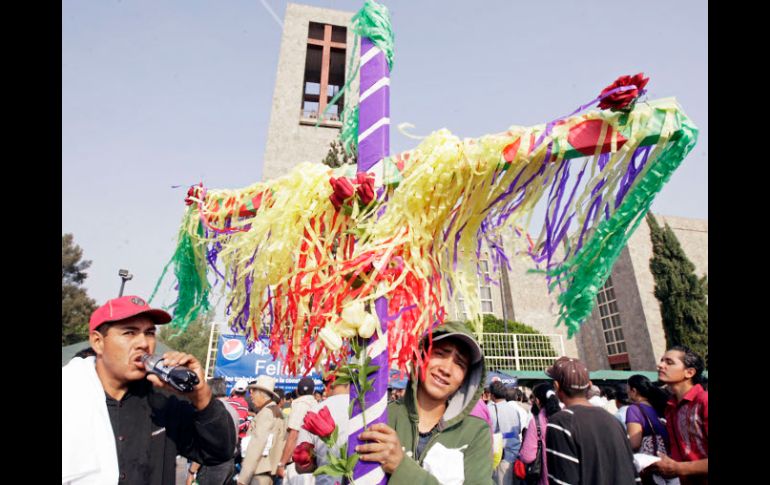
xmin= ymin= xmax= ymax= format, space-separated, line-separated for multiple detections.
xmin=356 ymin=37 xmax=390 ymax=173
xmin=347 ymin=36 xmax=391 ymax=485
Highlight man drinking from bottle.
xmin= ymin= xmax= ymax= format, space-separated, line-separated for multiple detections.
xmin=62 ymin=295 xmax=236 ymax=485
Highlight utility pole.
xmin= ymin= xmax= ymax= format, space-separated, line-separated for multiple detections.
xmin=118 ymin=269 xmax=133 ymax=296
xmin=498 ymin=245 xmax=515 ymax=333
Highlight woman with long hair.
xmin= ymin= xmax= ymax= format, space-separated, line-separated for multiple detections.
xmin=613 ymin=384 xmax=634 ymax=430
xmin=517 ymin=382 xmax=561 ymax=485
xmin=626 ymin=374 xmax=669 ymax=454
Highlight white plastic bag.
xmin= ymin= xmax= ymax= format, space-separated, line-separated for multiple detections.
xmin=422 ymin=442 xmax=466 ymax=485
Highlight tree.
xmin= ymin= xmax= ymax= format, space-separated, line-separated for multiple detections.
xmin=473 ymin=314 xmax=541 ymax=334
xmin=647 ymin=214 xmax=708 ymax=367
xmin=158 ymin=310 xmax=214 ymax=365
xmin=322 ymin=139 xmax=357 ymax=168
xmin=62 ymin=234 xmax=98 ymax=345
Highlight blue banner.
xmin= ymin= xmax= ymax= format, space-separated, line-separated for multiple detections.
xmin=214 ymin=334 xmax=323 ymax=394
xmin=486 ymin=370 xmax=518 ymax=387
xmin=388 ymin=368 xmax=409 ymax=389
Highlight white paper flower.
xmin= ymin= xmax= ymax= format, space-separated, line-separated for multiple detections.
xmin=319 ymin=327 xmax=343 ymax=351
xmin=340 ymin=301 xmax=366 ymax=329
xmin=357 ymin=312 xmax=379 ymax=338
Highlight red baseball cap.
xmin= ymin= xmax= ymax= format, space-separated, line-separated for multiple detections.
xmin=89 ymin=295 xmax=172 ymax=332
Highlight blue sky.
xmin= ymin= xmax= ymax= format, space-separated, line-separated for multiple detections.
xmin=62 ymin=0 xmax=707 ymax=307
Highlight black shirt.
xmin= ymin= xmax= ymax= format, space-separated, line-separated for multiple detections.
xmin=546 ymin=404 xmax=640 ymax=485
xmin=105 ymin=379 xmax=235 ymax=485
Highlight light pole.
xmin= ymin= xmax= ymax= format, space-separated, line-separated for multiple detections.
xmin=118 ymin=269 xmax=133 ymax=297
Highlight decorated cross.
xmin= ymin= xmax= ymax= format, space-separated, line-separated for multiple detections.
xmin=151 ymin=1 xmax=697 ymax=483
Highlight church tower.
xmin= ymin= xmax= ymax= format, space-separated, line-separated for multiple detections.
xmin=261 ymin=3 xmax=357 ymax=182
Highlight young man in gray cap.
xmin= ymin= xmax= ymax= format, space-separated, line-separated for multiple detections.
xmin=355 ymin=321 xmax=494 ymax=484
xmin=545 ymin=356 xmax=640 ymax=485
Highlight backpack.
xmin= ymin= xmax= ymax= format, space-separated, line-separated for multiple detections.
xmin=513 ymin=413 xmax=542 ymax=484
xmin=523 ymin=415 xmax=542 ymax=484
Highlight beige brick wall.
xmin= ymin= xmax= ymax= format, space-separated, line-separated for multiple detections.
xmin=624 ymin=213 xmax=708 ymax=366
xmin=444 ymin=243 xmax=578 ymax=361
xmin=577 ymin=247 xmax=658 ymax=371
xmin=577 ymin=305 xmax=611 ymax=370
xmin=564 ymin=213 xmax=707 ymax=371
xmin=505 ymin=254 xmax=579 ymax=359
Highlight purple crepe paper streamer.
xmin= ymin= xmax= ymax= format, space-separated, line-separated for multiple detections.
xmin=614 ymin=145 xmax=651 ymax=208
xmin=481 ymin=84 xmax=641 ymax=273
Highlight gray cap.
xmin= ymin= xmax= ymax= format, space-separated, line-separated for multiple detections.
xmin=431 ymin=332 xmax=484 ymax=365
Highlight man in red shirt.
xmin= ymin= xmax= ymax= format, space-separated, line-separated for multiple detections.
xmin=227 ymin=380 xmax=251 ymax=439
xmin=651 ymin=345 xmax=708 ymax=485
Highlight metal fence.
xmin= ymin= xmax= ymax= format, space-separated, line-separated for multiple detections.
xmin=480 ymin=333 xmax=564 ymax=371
xmin=205 ymin=327 xmax=564 ymax=376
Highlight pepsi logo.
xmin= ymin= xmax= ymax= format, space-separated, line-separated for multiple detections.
xmin=222 ymin=339 xmax=245 ymax=360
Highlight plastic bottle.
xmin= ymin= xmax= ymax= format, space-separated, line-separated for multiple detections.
xmin=141 ymin=354 xmax=200 ymax=393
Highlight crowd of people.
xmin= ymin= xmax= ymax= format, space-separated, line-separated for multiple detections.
xmin=62 ymin=295 xmax=708 ymax=484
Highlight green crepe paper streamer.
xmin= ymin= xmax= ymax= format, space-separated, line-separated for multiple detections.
xmin=149 ymin=209 xmax=211 ymax=333
xmin=340 ymin=105 xmax=359 ymax=157
xmin=531 ymin=115 xmax=698 ymax=337
xmin=351 ymin=0 xmax=395 ymax=70
xmin=321 ymin=0 xmax=394 ymax=156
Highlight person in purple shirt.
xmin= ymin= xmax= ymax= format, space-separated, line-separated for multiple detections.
xmin=517 ymin=382 xmax=561 ymax=485
xmin=626 ymin=374 xmax=670 ymax=455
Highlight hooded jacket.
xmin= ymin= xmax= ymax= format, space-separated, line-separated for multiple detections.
xmin=387 ymin=321 xmax=494 ymax=485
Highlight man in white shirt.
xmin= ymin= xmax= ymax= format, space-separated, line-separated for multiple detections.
xmin=276 ymin=377 xmax=318 ymax=479
xmin=506 ymin=387 xmax=531 ymax=432
xmin=587 ymin=384 xmax=607 ymax=407
xmin=291 ymin=379 xmax=351 ymax=485
xmin=488 ymin=381 xmax=521 ymax=484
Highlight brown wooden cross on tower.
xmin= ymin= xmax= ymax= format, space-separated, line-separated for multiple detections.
xmin=306 ymin=23 xmax=346 ymax=121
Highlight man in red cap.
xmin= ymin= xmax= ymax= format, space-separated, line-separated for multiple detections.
xmin=62 ymin=295 xmax=236 ymax=485
xmin=545 ymin=356 xmax=639 ymax=485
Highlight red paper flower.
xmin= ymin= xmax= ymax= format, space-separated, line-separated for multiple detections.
xmin=329 ymin=177 xmax=355 ymax=209
xmin=355 ymin=172 xmax=375 ymax=205
xmin=302 ymin=406 xmax=336 ymax=438
xmin=292 ymin=442 xmax=315 ymax=470
xmin=185 ymin=183 xmax=203 ymax=206
xmin=598 ymin=73 xmax=649 ymax=111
